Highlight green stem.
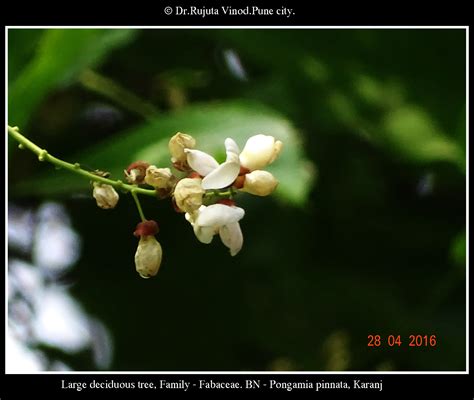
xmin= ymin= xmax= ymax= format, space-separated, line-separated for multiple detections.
xmin=7 ymin=125 xmax=156 ymax=197
xmin=79 ymin=69 xmax=159 ymax=121
xmin=203 ymin=188 xmax=237 ymax=198
xmin=201 ymin=188 xmax=241 ymax=206
xmin=131 ymin=190 xmax=146 ymax=221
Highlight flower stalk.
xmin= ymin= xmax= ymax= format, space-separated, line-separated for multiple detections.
xmin=7 ymin=125 xmax=156 ymax=197
xmin=131 ymin=190 xmax=147 ymax=222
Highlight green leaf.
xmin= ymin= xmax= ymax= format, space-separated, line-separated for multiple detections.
xmin=14 ymin=100 xmax=316 ymax=206
xmin=450 ymin=232 xmax=466 ymax=268
xmin=9 ymin=28 xmax=136 ymax=127
xmin=380 ymin=106 xmax=464 ymax=169
xmin=455 ymin=104 xmax=466 ymax=155
xmin=7 ymin=29 xmax=43 ymax=84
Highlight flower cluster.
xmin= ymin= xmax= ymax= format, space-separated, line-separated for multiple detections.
xmin=91 ymin=132 xmax=283 ymax=278
xmin=174 ymin=134 xmax=282 ymax=257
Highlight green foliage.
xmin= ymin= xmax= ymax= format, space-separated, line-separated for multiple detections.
xmin=9 ymin=29 xmax=136 ymax=127
xmin=451 ymin=232 xmax=466 ymax=268
xmin=380 ymin=106 xmax=464 ymax=167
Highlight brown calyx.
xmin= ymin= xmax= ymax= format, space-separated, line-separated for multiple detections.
xmin=217 ymin=199 xmax=236 ymax=207
xmin=188 ymin=171 xmax=202 ymax=179
xmin=134 ymin=220 xmax=159 ymax=237
xmin=233 ymin=175 xmax=245 ymax=189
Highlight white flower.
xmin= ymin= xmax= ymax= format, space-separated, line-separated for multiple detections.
xmin=242 ymin=170 xmax=279 ymax=196
xmin=185 ymin=138 xmax=241 ymax=190
xmin=124 ymin=161 xmax=150 ymax=184
xmin=239 ymin=134 xmax=283 ymax=171
xmin=174 ymin=177 xmax=205 ymax=214
xmin=135 ymin=236 xmax=162 ymax=278
xmin=92 ymin=183 xmax=119 ymax=209
xmin=186 ymin=204 xmax=244 ymax=256
xmin=144 ymin=166 xmax=174 ymax=189
xmin=169 ymin=132 xmax=196 ymax=167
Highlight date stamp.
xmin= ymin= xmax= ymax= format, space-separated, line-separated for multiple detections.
xmin=367 ymin=334 xmax=437 ymax=347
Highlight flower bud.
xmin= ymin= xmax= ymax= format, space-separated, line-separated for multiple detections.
xmin=92 ymin=182 xmax=119 ymax=209
xmin=242 ymin=170 xmax=278 ymax=196
xmin=144 ymin=166 xmax=175 ymax=189
xmin=124 ymin=161 xmax=150 ymax=184
xmin=169 ymin=132 xmax=196 ymax=169
xmin=239 ymin=134 xmax=283 ymax=171
xmin=135 ymin=235 xmax=162 ymax=278
xmin=173 ymin=177 xmax=205 ymax=214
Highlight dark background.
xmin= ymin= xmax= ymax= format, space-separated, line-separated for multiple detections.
xmin=7 ymin=28 xmax=466 ymax=371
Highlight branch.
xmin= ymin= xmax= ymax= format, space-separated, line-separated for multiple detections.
xmin=7 ymin=125 xmax=157 ymax=197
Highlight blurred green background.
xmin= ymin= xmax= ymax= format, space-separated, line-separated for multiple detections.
xmin=7 ymin=28 xmax=466 ymax=371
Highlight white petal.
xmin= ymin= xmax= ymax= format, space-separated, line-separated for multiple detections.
xmin=201 ymin=161 xmax=240 ymax=190
xmin=242 ymin=134 xmax=274 ymax=154
xmin=185 ymin=212 xmax=194 ymax=224
xmin=186 ymin=205 xmax=204 ymax=223
xmin=201 ymin=138 xmax=241 ymax=189
xmin=239 ymin=134 xmax=280 ymax=171
xmin=219 ymin=222 xmax=243 ymax=256
xmin=194 ymin=225 xmax=216 ymax=244
xmin=185 ymin=149 xmax=219 ymax=176
xmin=195 ymin=204 xmax=245 ymax=228
xmin=225 ymin=138 xmax=240 ymax=157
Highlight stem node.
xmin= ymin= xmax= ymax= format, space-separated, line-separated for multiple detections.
xmin=38 ymin=150 xmax=48 ymax=161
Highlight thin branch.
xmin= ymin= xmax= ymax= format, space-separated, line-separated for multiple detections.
xmin=7 ymin=125 xmax=157 ymax=197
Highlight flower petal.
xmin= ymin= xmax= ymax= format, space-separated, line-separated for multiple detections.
xmin=195 ymin=204 xmax=245 ymax=228
xmin=239 ymin=134 xmax=282 ymax=171
xmin=201 ymin=161 xmax=240 ymax=190
xmin=92 ymin=183 xmax=119 ymax=209
xmin=242 ymin=170 xmax=278 ymax=196
xmin=224 ymin=138 xmax=240 ymax=160
xmin=194 ymin=225 xmax=216 ymax=244
xmin=174 ymin=178 xmax=205 ymax=214
xmin=219 ymin=222 xmax=243 ymax=256
xmin=135 ymin=236 xmax=162 ymax=278
xmin=185 ymin=149 xmax=219 ymax=176
xmin=201 ymin=138 xmax=241 ymax=190
xmin=169 ymin=132 xmax=196 ymax=164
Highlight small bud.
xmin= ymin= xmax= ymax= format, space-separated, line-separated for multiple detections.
xmin=38 ymin=149 xmax=48 ymax=161
xmin=173 ymin=177 xmax=205 ymax=214
xmin=169 ymin=132 xmax=196 ymax=168
xmin=124 ymin=161 xmax=150 ymax=184
xmin=135 ymin=236 xmax=162 ymax=278
xmin=145 ymin=166 xmax=176 ymax=189
xmin=241 ymin=170 xmax=278 ymax=196
xmin=94 ymin=170 xmax=110 ymax=178
xmin=92 ymin=182 xmax=119 ymax=209
xmin=239 ymin=134 xmax=283 ymax=171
